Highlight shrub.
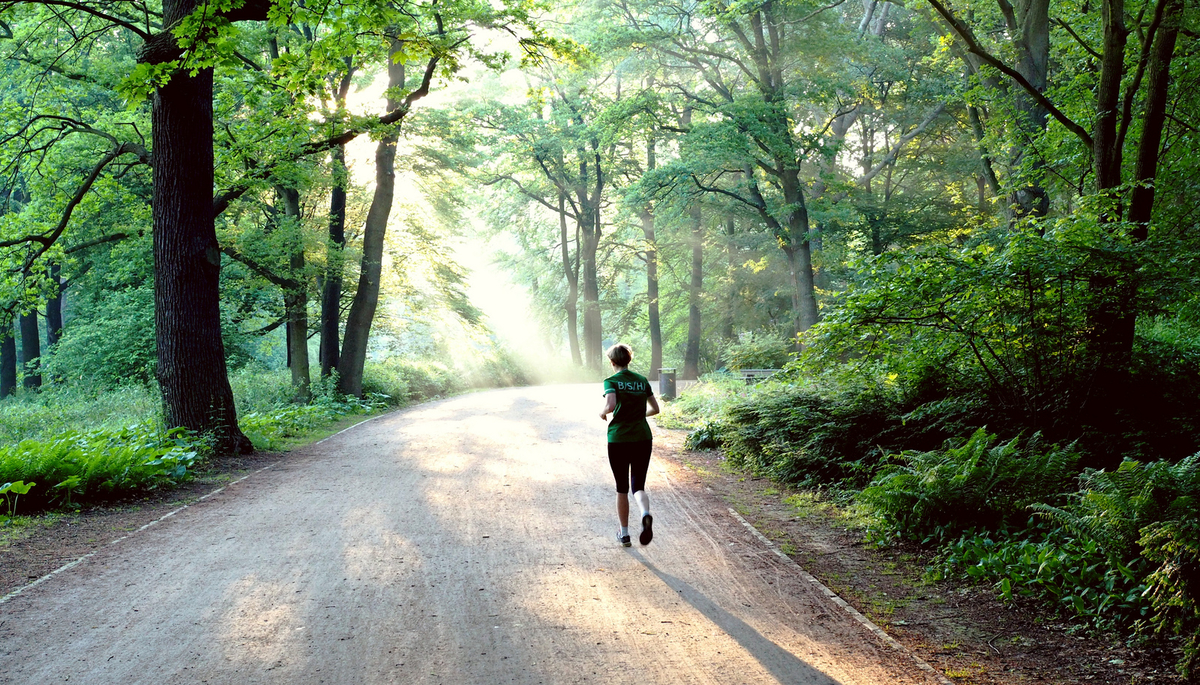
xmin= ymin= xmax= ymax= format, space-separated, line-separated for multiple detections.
xmin=719 ymin=382 xmax=902 ymax=487
xmin=859 ymin=428 xmax=1079 ymax=543
xmin=656 ymin=373 xmax=747 ymax=430
xmin=238 ymin=395 xmax=383 ymax=451
xmin=362 ymin=358 xmax=460 ymax=404
xmin=1140 ymin=519 xmax=1200 ymax=677
xmin=43 ymin=286 xmax=158 ymax=386
xmin=723 ymin=331 xmax=792 ymax=370
xmin=0 ymin=385 xmax=161 ymax=444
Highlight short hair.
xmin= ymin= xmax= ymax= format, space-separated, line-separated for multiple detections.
xmin=606 ymin=343 xmax=633 ymax=367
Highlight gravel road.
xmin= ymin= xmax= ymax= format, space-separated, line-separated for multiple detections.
xmin=0 ymin=384 xmax=939 ymax=684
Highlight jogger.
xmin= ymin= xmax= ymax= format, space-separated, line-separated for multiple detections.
xmin=599 ymin=343 xmax=660 ymax=546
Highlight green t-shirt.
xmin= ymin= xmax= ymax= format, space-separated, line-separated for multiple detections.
xmin=603 ymin=369 xmax=654 ymax=443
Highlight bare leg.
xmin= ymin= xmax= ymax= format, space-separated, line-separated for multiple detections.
xmin=616 ymin=493 xmax=629 ymax=528
xmin=632 ymin=490 xmax=649 ymax=517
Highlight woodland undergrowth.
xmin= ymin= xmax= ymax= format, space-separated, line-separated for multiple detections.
xmin=666 ymin=325 xmax=1200 ymax=676
xmin=0 ymin=359 xmax=467 ymax=515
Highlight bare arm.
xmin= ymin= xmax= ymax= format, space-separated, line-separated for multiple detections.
xmin=600 ymin=393 xmax=617 ymax=420
xmin=646 ymin=395 xmax=660 ymax=418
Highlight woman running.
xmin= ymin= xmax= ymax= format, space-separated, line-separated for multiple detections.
xmin=599 ymin=343 xmax=660 ymax=547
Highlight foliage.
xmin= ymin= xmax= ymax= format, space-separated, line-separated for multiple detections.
xmin=859 ymin=428 xmax=1079 ymax=543
xmin=0 ymin=425 xmax=201 ymax=510
xmin=721 ymin=331 xmax=793 ymax=371
xmin=656 ymin=373 xmax=747 ymax=430
xmin=933 ymin=528 xmax=1149 ymax=632
xmin=0 ymin=385 xmax=162 ymax=444
xmin=42 ymin=285 xmax=158 ymax=387
xmin=238 ymin=394 xmax=384 ymax=451
xmin=1140 ymin=519 xmax=1200 ymax=677
xmin=717 ymin=382 xmax=902 ymax=487
xmin=362 ymin=358 xmax=461 ymax=404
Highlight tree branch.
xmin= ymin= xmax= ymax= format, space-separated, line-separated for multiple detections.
xmin=856 ymin=103 xmax=946 ymax=186
xmin=220 ymin=245 xmax=302 ymax=290
xmin=927 ymin=0 xmax=1094 ymax=148
xmin=64 ymin=231 xmax=140 ymax=253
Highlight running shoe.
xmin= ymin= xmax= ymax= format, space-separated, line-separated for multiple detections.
xmin=616 ymin=532 xmax=631 ymax=547
xmin=639 ymin=514 xmax=654 ymax=545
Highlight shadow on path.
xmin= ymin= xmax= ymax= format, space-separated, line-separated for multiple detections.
xmin=632 ymin=552 xmax=842 ymax=685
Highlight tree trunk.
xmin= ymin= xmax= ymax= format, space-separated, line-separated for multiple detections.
xmin=722 ymin=219 xmax=737 ymax=341
xmin=46 ymin=262 xmax=62 ymax=347
xmin=0 ymin=328 xmax=14 ymax=398
xmin=781 ymin=171 xmax=820 ymax=338
xmin=580 ymin=218 xmax=601 ymax=371
xmin=278 ymin=187 xmax=310 ymax=402
xmin=1087 ymin=0 xmax=1180 ymax=410
xmin=559 ymin=193 xmax=582 ymax=367
xmin=152 ymin=32 xmax=251 ymax=452
xmin=20 ymin=311 xmax=41 ymax=389
xmin=1007 ymin=0 xmax=1051 ymax=218
xmin=683 ymin=204 xmax=703 ymax=380
xmin=338 ymin=40 xmax=402 ymax=397
xmin=320 ymin=144 xmax=347 ymax=378
xmin=642 ymin=137 xmax=662 ymax=380
xmin=577 ymin=153 xmax=603 ymax=371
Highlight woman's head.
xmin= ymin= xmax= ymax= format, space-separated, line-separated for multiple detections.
xmin=606 ymin=343 xmax=633 ymax=368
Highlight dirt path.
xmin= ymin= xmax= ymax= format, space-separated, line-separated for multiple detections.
xmin=0 ymin=385 xmax=941 ymax=684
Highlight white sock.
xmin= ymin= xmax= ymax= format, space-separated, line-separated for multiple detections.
xmin=620 ymin=526 xmax=629 ymax=537
xmin=633 ymin=491 xmax=650 ymax=518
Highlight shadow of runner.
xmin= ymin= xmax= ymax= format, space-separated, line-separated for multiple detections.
xmin=632 ymin=552 xmax=843 ymax=685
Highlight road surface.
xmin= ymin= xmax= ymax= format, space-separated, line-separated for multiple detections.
xmin=0 ymin=385 xmax=938 ymax=684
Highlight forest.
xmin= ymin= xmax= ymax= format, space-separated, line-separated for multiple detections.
xmin=1 ymin=0 xmax=1198 ymax=678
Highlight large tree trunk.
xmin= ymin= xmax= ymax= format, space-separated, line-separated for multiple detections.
xmin=151 ymin=26 xmax=251 ymax=452
xmin=320 ymin=143 xmax=348 ymax=378
xmin=46 ymin=262 xmax=62 ymax=347
xmin=559 ymin=193 xmax=582 ymax=367
xmin=339 ymin=40 xmax=403 ymax=397
xmin=683 ymin=204 xmax=703 ymax=380
xmin=0 ymin=329 xmax=14 ymax=398
xmin=19 ymin=310 xmax=40 ymax=388
xmin=278 ymin=187 xmax=310 ymax=402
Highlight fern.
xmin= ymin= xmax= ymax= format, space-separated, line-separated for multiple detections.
xmin=860 ymin=428 xmax=1079 ymax=542
xmin=1033 ymin=454 xmax=1200 ymax=563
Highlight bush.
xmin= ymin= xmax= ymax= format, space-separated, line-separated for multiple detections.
xmin=362 ymin=358 xmax=460 ymax=404
xmin=723 ymin=331 xmax=793 ymax=370
xmin=720 ymin=382 xmax=901 ymax=487
xmin=238 ymin=395 xmax=382 ymax=450
xmin=1140 ymin=519 xmax=1200 ymax=677
xmin=656 ymin=373 xmax=747 ymax=430
xmin=859 ymin=428 xmax=1078 ymax=543
xmin=43 ymin=286 xmax=158 ymax=386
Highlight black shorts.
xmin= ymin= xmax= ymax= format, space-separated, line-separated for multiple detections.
xmin=608 ymin=440 xmax=652 ymax=494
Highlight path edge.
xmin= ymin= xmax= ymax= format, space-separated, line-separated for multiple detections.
xmin=728 ymin=507 xmax=953 ymax=685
